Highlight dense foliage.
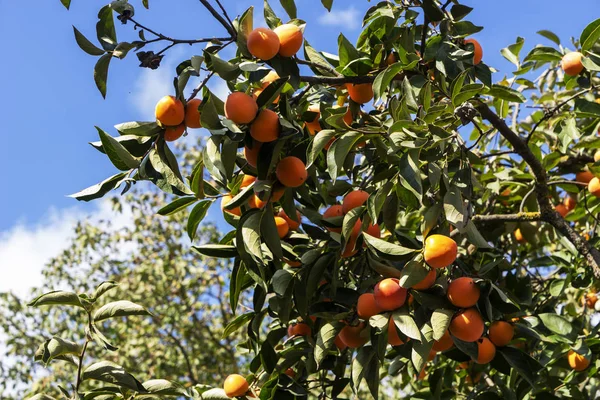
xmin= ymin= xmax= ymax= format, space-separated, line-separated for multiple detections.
xmin=18 ymin=0 xmax=600 ymax=399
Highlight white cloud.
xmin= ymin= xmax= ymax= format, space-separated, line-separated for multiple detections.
xmin=318 ymin=7 xmax=361 ymax=29
xmin=131 ymin=65 xmax=174 ymax=120
xmin=0 ymin=201 xmax=133 ymax=299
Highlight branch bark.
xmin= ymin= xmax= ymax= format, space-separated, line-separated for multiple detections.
xmin=477 ymin=102 xmax=600 ymax=278
xmin=198 ymin=0 xmax=237 ymax=39
xmin=472 ymin=212 xmax=541 ymax=223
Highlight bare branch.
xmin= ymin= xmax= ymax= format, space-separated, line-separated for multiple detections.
xmin=472 ymin=212 xmax=541 ymax=223
xmin=198 ymin=0 xmax=237 ymax=39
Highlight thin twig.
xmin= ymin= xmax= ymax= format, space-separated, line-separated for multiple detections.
xmin=188 ymin=71 xmax=216 ymax=102
xmin=127 ymin=16 xmax=230 ymax=45
xmin=525 ymin=87 xmax=593 ymax=144
xmin=198 ymin=0 xmax=237 ymax=39
xmin=214 ymin=0 xmax=234 ymax=30
xmin=480 ymin=150 xmax=516 ymax=159
xmin=472 ymin=212 xmax=542 ymax=223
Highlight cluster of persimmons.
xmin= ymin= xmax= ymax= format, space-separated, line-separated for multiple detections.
xmin=149 ymin=21 xmax=597 ymax=397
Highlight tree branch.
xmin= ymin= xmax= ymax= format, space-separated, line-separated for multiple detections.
xmin=127 ymin=16 xmax=231 ymax=45
xmin=298 ymin=71 xmax=418 ymax=85
xmin=472 ymin=212 xmax=541 ymax=223
xmin=198 ymin=0 xmax=237 ymax=39
xmin=477 ymin=102 xmax=600 ymax=278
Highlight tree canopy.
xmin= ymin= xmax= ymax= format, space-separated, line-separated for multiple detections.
xmin=15 ymin=0 xmax=600 ymax=399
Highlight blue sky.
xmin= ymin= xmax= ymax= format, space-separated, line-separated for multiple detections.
xmin=0 ymin=0 xmax=598 ymax=294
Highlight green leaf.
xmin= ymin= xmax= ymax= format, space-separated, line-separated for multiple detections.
xmin=27 ymin=395 xmax=57 ymax=400
xmin=431 ymin=309 xmax=453 ymax=341
xmin=35 ymin=337 xmax=81 ymax=366
xmin=307 ymin=129 xmax=335 ymax=168
xmin=59 ymin=0 xmax=71 ymax=9
xmin=398 ymin=260 xmax=429 ymax=288
xmin=450 ymin=4 xmax=473 ymax=21
xmin=197 ymin=388 xmax=230 ymax=399
xmin=148 ymin=147 xmax=193 ymax=196
xmin=373 ymin=63 xmax=404 ymax=101
xmin=498 ymin=347 xmax=543 ymax=387
xmin=97 ymin=127 xmax=140 ymax=170
xmin=223 ymin=312 xmax=255 ymax=338
xmin=487 ymin=85 xmax=526 ymax=103
xmin=315 ymin=321 xmax=343 ymax=367
xmin=92 ymin=281 xmax=118 ymax=300
xmin=93 ymin=300 xmax=150 ymax=322
xmin=142 ymin=380 xmax=189 ymax=397
xmin=68 ymin=172 xmax=129 ymax=202
xmin=422 ymin=0 xmax=444 ymax=22
xmin=96 ymin=5 xmax=117 ymax=51
xmin=192 ymin=244 xmax=237 ymax=258
xmin=523 ymin=46 xmax=562 ymax=62
xmin=352 ymin=346 xmax=379 ymax=398
xmin=537 ymin=30 xmax=560 ymax=46
xmin=264 ymin=0 xmax=282 ymax=29
xmin=452 ymin=336 xmax=478 ymax=360
xmin=94 ymin=53 xmax=112 ymax=98
xmin=580 ymin=18 xmax=600 ymax=52
xmin=304 ymin=41 xmax=336 ymax=76
xmin=73 ymin=26 xmax=105 ymax=56
xmin=114 ymin=121 xmax=162 ymax=136
xmin=398 ymin=150 xmax=422 ymax=200
xmin=279 ymin=0 xmax=297 ymax=19
xmin=187 ymin=200 xmax=212 ymax=241
xmin=326 ymin=131 xmax=363 ymax=180
xmin=538 ymin=313 xmax=574 ymax=336
xmin=28 ymin=291 xmax=85 ymax=309
xmin=501 ymin=37 xmax=525 ymax=67
xmin=364 ymin=233 xmax=417 ymax=261
xmin=261 ymin=207 xmax=284 ymax=259
xmin=272 ymin=269 xmax=293 ymax=296
xmin=320 ymin=0 xmax=332 ymax=11
xmin=157 ymin=196 xmax=197 ymax=216
xmin=241 ymin=211 xmax=265 ymax=263
xmin=392 ymin=309 xmax=420 ymax=340
xmin=82 ymin=361 xmax=146 ymax=392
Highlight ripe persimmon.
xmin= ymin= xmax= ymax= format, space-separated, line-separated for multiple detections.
xmin=339 ymin=322 xmax=369 ymax=348
xmin=555 ymin=204 xmax=568 ymax=217
xmin=561 ymin=52 xmax=584 ymax=76
xmin=248 ymin=194 xmax=267 ymax=209
xmin=278 ymin=209 xmax=301 ymax=231
xmin=514 ymin=228 xmax=526 ymax=243
xmin=284 ymin=368 xmax=296 ymax=378
xmin=357 ymin=293 xmax=383 ymax=319
xmin=411 ymin=269 xmax=436 ymax=290
xmin=288 ymin=322 xmax=311 ymax=337
xmin=589 ymin=177 xmax=600 ymax=198
xmin=247 ymin=27 xmax=280 ymax=60
xmin=464 ymin=38 xmax=483 ymax=65
xmin=221 ymin=194 xmax=241 ymax=216
xmin=488 ymin=321 xmax=514 ymax=347
xmin=432 ymin=330 xmax=454 ymax=352
xmin=274 ymin=216 xmax=289 ymax=238
xmin=323 ymin=205 xmax=344 ymax=233
xmin=567 ymin=350 xmax=590 ymax=371
xmin=564 ymin=196 xmax=577 ymax=211
xmin=164 ymin=124 xmax=185 ymax=142
xmin=224 ymin=374 xmax=249 ymax=398
xmin=305 ymin=104 xmax=321 ymax=135
xmin=374 ymin=278 xmax=407 ymax=311
xmin=474 ymin=337 xmax=496 ymax=364
xmin=576 ymin=171 xmax=594 ymax=184
xmin=346 ymin=83 xmax=374 ymax=104
xmin=342 ymin=190 xmax=369 ymax=214
xmin=388 ymin=318 xmax=404 ymax=346
xmin=276 ymin=157 xmax=308 ymax=188
xmin=244 ymin=142 xmax=261 ymax=168
xmin=449 ymin=308 xmax=484 ymax=343
xmin=253 ymin=70 xmax=280 ymax=103
xmin=184 ymin=98 xmax=202 ymax=129
xmin=225 ymin=92 xmax=258 ymax=124
xmin=240 ymin=175 xmax=256 ymax=189
xmin=285 ymin=259 xmax=301 ymax=268
xmin=423 ymin=234 xmax=457 ymax=269
xmin=447 ymin=277 xmax=480 ymax=308
xmin=584 ymin=292 xmax=598 ymax=308
xmin=155 ymin=95 xmax=185 ymax=126
xmin=334 ymin=335 xmax=347 ymax=351
xmin=250 ymin=109 xmax=280 ymax=142
xmin=274 ymin=24 xmax=303 ymax=57
xmin=341 ymin=220 xmax=361 ymax=258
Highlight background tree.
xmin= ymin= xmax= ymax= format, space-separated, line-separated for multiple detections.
xmin=0 ymin=140 xmax=247 ymax=399
xmin=17 ymin=0 xmax=600 ymax=399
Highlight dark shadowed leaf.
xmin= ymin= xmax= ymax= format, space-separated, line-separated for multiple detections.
xmin=157 ymin=196 xmax=197 ymax=216
xmin=352 ymin=346 xmax=379 ymax=398
xmin=82 ymin=361 xmax=146 ymax=392
xmin=73 ymin=26 xmax=105 ymax=56
xmin=580 ymin=18 xmax=600 ymax=52
xmin=431 ymin=309 xmax=453 ymax=341
xmin=68 ymin=172 xmax=129 ymax=202
xmin=498 ymin=346 xmax=543 ymax=387
xmin=192 ymin=244 xmax=237 ymax=258
xmin=187 ymin=200 xmax=213 ymax=241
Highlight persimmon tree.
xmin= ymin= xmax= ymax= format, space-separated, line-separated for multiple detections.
xmin=28 ymin=0 xmax=600 ymax=398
